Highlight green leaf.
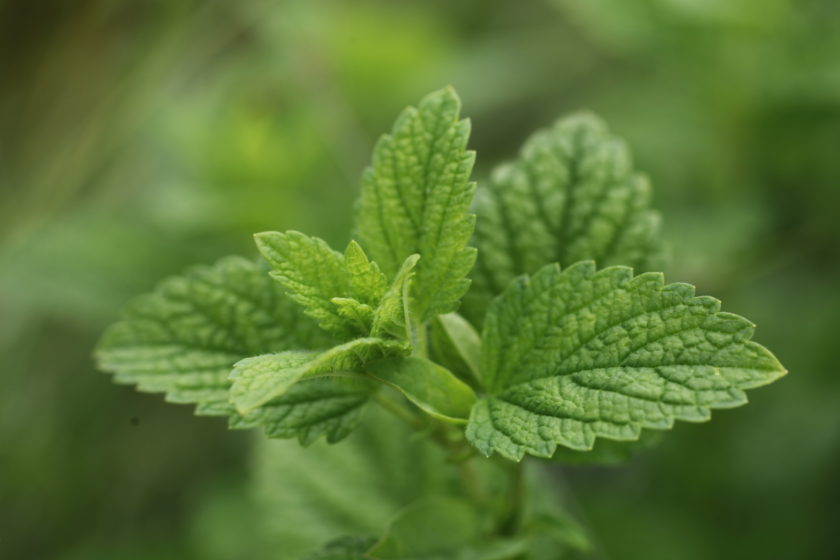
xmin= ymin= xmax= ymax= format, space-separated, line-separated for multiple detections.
xmin=464 ymin=113 xmax=664 ymax=326
xmin=366 ymin=357 xmax=477 ymax=423
xmin=255 ymin=232 xmax=419 ymax=340
xmin=371 ymin=254 xmax=420 ymax=338
xmin=96 ymin=256 xmax=378 ymax=445
xmin=233 ymin=376 xmax=378 ymax=445
xmin=304 ymin=536 xmax=378 ymax=560
xmin=254 ymin=231 xmax=353 ymax=336
xmin=430 ymin=312 xmax=482 ymax=386
xmin=355 ymin=86 xmax=477 ymax=321
xmin=466 ymin=261 xmax=787 ymax=461
xmin=230 ymin=338 xmax=410 ymax=414
xmin=95 ymin=256 xmax=328 ymax=416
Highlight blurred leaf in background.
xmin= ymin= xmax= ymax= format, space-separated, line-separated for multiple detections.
xmin=1 ymin=0 xmax=838 ymax=558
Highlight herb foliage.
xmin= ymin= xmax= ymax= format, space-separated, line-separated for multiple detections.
xmin=97 ymin=87 xmax=786 ymax=558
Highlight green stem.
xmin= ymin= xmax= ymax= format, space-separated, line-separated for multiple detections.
xmin=411 ymin=319 xmax=429 ymax=358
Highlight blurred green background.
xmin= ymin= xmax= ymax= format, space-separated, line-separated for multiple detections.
xmin=2 ymin=0 xmax=839 ymax=558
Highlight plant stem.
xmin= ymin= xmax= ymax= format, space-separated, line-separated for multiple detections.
xmin=411 ymin=319 xmax=429 ymax=358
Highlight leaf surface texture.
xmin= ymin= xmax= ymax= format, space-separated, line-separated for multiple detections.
xmin=465 ymin=113 xmax=663 ymax=325
xmin=96 ymin=257 xmax=374 ymax=444
xmin=466 ymin=261 xmax=786 ymax=460
xmin=355 ymin=87 xmax=477 ymax=320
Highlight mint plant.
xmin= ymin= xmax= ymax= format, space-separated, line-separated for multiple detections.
xmin=96 ymin=87 xmax=786 ymax=558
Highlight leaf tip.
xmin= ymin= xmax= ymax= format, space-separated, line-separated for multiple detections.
xmin=252 ymin=230 xmax=274 ymax=242
xmin=419 ymin=85 xmax=462 ymax=114
xmin=556 ymin=110 xmax=607 ymax=134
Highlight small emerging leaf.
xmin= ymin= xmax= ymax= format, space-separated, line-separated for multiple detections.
xmin=466 ymin=261 xmax=787 ymax=461
xmin=255 ymin=231 xmax=353 ymax=336
xmin=371 ymin=254 xmax=420 ymax=338
xmin=345 ymin=240 xmax=389 ymax=306
xmin=332 ymin=298 xmax=375 ymax=333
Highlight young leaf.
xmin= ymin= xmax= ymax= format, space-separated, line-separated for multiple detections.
xmin=466 ymin=261 xmax=787 ymax=461
xmin=366 ymin=357 xmax=477 ymax=423
xmin=331 ymin=298 xmax=375 ymax=333
xmin=464 ymin=113 xmax=663 ymax=326
xmin=344 ymin=240 xmax=389 ymax=306
xmin=355 ymin=86 xmax=477 ymax=321
xmin=95 ymin=256 xmax=329 ymax=417
xmin=371 ymin=254 xmax=420 ymax=338
xmin=230 ymin=338 xmax=410 ymax=414
xmin=254 ymin=231 xmax=353 ymax=336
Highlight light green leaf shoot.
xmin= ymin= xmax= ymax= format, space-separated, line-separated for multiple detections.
xmin=344 ymin=239 xmax=389 ymax=306
xmin=371 ymin=254 xmax=420 ymax=339
xmin=254 ymin=231 xmax=355 ymax=337
xmin=255 ymin=230 xmax=421 ymax=342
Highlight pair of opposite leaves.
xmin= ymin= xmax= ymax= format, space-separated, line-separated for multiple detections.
xmin=96 ymin=87 xmax=786 ymax=462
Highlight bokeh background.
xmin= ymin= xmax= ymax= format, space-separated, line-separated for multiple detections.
xmin=2 ymin=0 xmax=839 ymax=558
